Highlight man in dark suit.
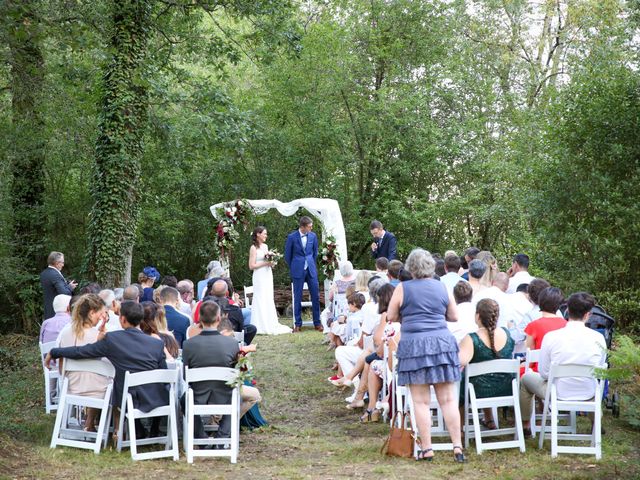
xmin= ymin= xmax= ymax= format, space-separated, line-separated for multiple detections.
xmin=370 ymin=220 xmax=397 ymax=262
xmin=45 ymin=301 xmax=168 ymax=423
xmin=159 ymin=286 xmax=191 ymax=348
xmin=284 ymin=216 xmax=321 ymax=332
xmin=40 ymin=251 xmax=77 ymax=319
xmin=182 ymin=301 xmax=260 ymax=440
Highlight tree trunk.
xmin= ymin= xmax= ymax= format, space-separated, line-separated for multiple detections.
xmin=86 ymin=0 xmax=151 ymax=288
xmin=5 ymin=0 xmax=46 ymax=332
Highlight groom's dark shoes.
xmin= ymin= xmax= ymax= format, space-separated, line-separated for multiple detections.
xmin=314 ymin=325 xmax=323 ymax=332
xmin=293 ymin=326 xmax=301 ymax=333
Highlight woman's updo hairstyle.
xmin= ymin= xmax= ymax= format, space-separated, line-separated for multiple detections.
xmin=476 ymin=298 xmax=500 ymax=356
xmin=251 ymin=226 xmax=266 ymax=248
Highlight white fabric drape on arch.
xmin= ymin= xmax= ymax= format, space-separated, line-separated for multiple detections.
xmin=210 ymin=198 xmax=348 ymax=262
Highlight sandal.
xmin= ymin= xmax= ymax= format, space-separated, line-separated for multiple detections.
xmin=346 ymin=399 xmax=365 ymax=409
xmin=416 ymin=448 xmax=434 ymax=462
xmin=360 ymin=409 xmax=374 ymax=423
xmin=453 ymin=445 xmax=466 ymax=463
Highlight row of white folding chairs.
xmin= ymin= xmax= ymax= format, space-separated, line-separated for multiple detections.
xmin=392 ymin=353 xmax=602 ymax=459
xmin=50 ymin=359 xmax=240 ymax=462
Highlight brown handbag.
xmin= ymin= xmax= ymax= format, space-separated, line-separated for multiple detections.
xmin=381 ymin=412 xmax=414 ymax=458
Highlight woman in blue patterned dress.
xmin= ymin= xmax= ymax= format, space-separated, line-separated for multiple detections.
xmin=387 ymin=249 xmax=465 ymax=462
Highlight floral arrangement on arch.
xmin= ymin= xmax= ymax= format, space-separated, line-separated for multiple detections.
xmin=215 ymin=199 xmax=254 ymax=256
xmin=320 ymin=235 xmax=340 ymax=278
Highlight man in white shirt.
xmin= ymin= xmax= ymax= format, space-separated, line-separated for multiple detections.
xmin=471 ymin=272 xmax=516 ymax=329
xmin=177 ymin=279 xmax=195 ymax=319
xmin=448 ymin=281 xmax=477 ymax=344
xmin=507 ymin=283 xmax=534 ymax=354
xmin=440 ymin=254 xmax=468 ymax=293
xmin=507 ymin=253 xmax=534 ymax=294
xmin=519 ymin=292 xmax=607 ymax=433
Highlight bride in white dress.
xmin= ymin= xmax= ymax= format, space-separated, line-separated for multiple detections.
xmin=248 ymin=226 xmax=292 ymax=335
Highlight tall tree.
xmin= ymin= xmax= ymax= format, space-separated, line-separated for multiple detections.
xmin=2 ymin=0 xmax=47 ymax=331
xmin=86 ymin=0 xmax=152 ymax=287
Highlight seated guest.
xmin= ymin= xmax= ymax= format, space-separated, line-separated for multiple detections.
xmin=361 ymin=285 xmax=401 ymax=421
xmin=123 ymin=284 xmax=141 ymax=302
xmin=138 ymin=266 xmax=160 ymax=302
xmin=387 ymin=260 xmax=403 ymax=287
xmin=329 ymin=292 xmax=364 ymax=350
xmin=468 ymin=259 xmax=487 ymax=296
xmin=448 ymin=281 xmax=477 ymax=344
xmin=375 ymin=257 xmax=389 ymax=276
xmin=472 ymin=272 xmax=517 ymax=329
xmin=207 ymin=280 xmax=257 ymax=345
xmin=440 ymin=255 xmax=468 ymax=293
xmin=46 ymin=301 xmax=168 ymax=439
xmin=354 ymin=271 xmax=372 ymax=302
xmin=476 ymin=251 xmax=498 ymax=288
xmin=140 ymin=301 xmax=180 ymax=361
xmin=99 ymin=289 xmax=122 ymax=332
xmin=523 ymin=287 xmax=566 ymax=371
xmin=79 ymin=282 xmax=102 ymax=295
xmin=507 ymin=283 xmax=534 ymax=355
xmin=181 ymin=302 xmax=261 ymax=441
xmin=332 ymin=293 xmax=366 ymax=376
xmin=460 ymin=247 xmax=480 ymax=281
xmin=197 ymin=260 xmax=224 ymax=301
xmin=517 ymin=278 xmax=551 ymax=330
xmin=507 ymin=253 xmax=534 ymax=294
xmin=40 ymin=294 xmax=72 ymax=344
xmin=520 ymin=292 xmax=606 ymax=435
xmin=458 ymin=298 xmax=515 ymax=429
xmin=328 ymin=261 xmax=356 ymax=323
xmin=177 ymin=280 xmax=195 ymax=319
xmin=332 ymin=279 xmax=385 ymax=389
xmin=56 ymin=293 xmax=110 ymax=432
xmin=161 ymin=275 xmax=178 ymax=288
xmin=158 ymin=286 xmax=191 ymax=348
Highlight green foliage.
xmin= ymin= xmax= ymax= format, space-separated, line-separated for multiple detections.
xmin=598 ymin=335 xmax=640 ymax=429
xmin=597 ymin=290 xmax=640 ymax=335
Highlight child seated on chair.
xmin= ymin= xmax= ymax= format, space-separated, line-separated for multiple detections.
xmin=328 ymin=286 xmax=357 ymax=349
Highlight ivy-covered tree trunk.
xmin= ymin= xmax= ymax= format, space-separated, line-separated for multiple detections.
xmin=5 ymin=0 xmax=47 ymax=332
xmin=86 ymin=0 xmax=151 ymax=287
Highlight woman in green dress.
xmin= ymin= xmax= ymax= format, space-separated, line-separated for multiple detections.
xmin=458 ymin=298 xmax=515 ymax=429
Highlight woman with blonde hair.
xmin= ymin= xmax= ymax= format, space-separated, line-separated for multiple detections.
xmin=476 ymin=251 xmax=498 ymax=288
xmin=354 ymin=270 xmax=372 ymax=302
xmin=56 ymin=293 xmax=111 ymax=431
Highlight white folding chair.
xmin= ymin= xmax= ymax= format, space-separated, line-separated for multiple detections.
xmin=50 ymin=359 xmax=115 ymax=454
xmin=243 ymin=286 xmax=254 ymax=310
xmin=183 ymin=366 xmax=240 ymax=464
xmin=40 ymin=341 xmax=60 ymax=414
xmin=464 ymin=359 xmax=526 ymax=454
xmin=116 ymin=369 xmax=179 ymax=461
xmin=291 ymin=282 xmax=315 ymax=328
xmin=538 ymin=363 xmax=603 ymax=459
xmin=524 ymin=349 xmax=575 ymax=439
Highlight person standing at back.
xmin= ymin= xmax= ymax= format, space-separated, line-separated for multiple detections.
xmin=40 ymin=251 xmax=77 ymax=319
xmin=369 ymin=220 xmax=397 ymax=262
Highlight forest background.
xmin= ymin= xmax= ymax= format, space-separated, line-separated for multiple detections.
xmin=0 ymin=0 xmax=639 ymax=335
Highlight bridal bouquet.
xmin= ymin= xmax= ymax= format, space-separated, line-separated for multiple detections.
xmin=264 ymin=249 xmax=283 ymax=267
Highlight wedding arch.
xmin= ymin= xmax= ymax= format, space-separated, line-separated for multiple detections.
xmin=209 ymin=198 xmax=348 ymax=262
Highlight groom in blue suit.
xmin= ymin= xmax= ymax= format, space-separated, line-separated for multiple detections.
xmin=284 ymin=216 xmax=322 ymax=332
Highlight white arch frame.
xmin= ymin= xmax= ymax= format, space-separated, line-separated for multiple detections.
xmin=210 ymin=198 xmax=348 ymax=262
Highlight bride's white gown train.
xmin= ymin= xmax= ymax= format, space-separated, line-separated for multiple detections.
xmin=251 ymin=244 xmax=292 ymax=335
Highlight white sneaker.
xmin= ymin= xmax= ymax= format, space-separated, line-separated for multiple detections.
xmin=345 ymin=393 xmax=356 ymax=403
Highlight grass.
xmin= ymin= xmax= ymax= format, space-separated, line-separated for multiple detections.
xmin=1 ymin=329 xmax=640 ymax=479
